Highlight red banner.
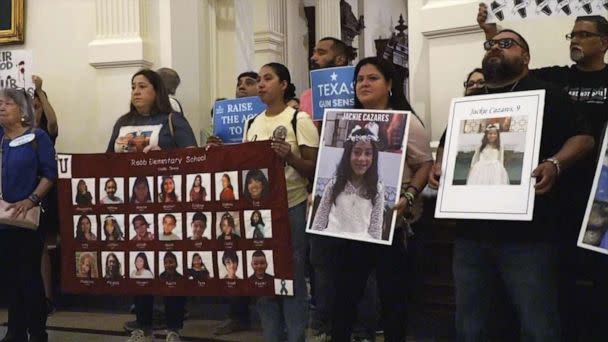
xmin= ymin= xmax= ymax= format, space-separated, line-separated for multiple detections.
xmin=57 ymin=142 xmax=294 ymax=296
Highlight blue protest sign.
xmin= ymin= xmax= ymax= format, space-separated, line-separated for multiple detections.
xmin=310 ymin=66 xmax=355 ymax=121
xmin=213 ymin=96 xmax=267 ymax=144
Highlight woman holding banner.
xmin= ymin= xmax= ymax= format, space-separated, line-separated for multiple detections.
xmin=243 ymin=62 xmax=319 ymax=342
xmin=106 ymin=69 xmax=197 ymax=342
xmin=0 ymin=88 xmax=57 ymax=342
xmin=328 ymin=57 xmax=432 ymax=342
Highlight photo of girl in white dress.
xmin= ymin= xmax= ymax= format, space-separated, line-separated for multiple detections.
xmin=466 ymin=124 xmax=510 ymax=185
xmin=311 ymin=124 xmax=384 ymax=240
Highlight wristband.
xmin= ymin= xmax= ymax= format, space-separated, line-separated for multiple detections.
xmin=28 ymin=193 xmax=41 ymax=204
xmin=543 ymin=157 xmax=561 ymax=176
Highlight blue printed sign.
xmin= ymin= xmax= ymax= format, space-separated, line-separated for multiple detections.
xmin=213 ymin=96 xmax=267 ymax=144
xmin=310 ymin=66 xmax=355 ymax=121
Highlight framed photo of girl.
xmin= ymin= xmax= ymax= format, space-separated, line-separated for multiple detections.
xmin=306 ymin=108 xmax=411 ymax=245
xmin=577 ymin=129 xmax=608 ymax=255
xmin=435 ymin=90 xmax=545 ymax=221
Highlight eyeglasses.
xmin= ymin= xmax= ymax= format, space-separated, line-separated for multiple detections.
xmin=565 ymin=31 xmax=605 ymax=40
xmin=464 ymin=79 xmax=486 ymax=88
xmin=483 ymin=38 xmax=524 ymax=51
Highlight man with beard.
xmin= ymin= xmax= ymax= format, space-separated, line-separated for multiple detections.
xmin=478 ymin=6 xmax=608 ymax=339
xmin=450 ymin=29 xmax=594 ymax=341
xmin=299 ymin=37 xmax=357 ymax=116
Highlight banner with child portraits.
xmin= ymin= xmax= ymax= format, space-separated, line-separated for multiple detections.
xmin=435 ymin=90 xmax=545 ymax=221
xmin=306 ymin=109 xmax=410 ymax=245
xmin=58 ymin=142 xmax=295 ymax=296
xmin=484 ymin=0 xmax=608 ymax=23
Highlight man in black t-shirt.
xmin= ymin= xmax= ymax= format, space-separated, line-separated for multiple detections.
xmin=450 ymin=29 xmax=594 ymax=341
xmin=477 ymin=8 xmax=608 ymax=339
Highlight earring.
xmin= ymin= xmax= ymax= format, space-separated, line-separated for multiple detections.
xmin=389 ymin=90 xmax=393 ymax=97
xmin=20 ymin=116 xmax=26 ymax=122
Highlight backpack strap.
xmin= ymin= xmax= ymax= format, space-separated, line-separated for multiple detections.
xmin=291 ymin=109 xmax=299 ymax=143
xmin=168 ymin=112 xmax=175 ymax=139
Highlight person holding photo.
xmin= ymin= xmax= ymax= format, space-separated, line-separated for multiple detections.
xmin=130 ymin=253 xmax=154 ymax=279
xmin=75 ymin=215 xmax=97 ymax=241
xmin=311 ymin=126 xmax=384 ymax=240
xmin=103 ymin=215 xmax=125 ymax=241
xmin=250 ymin=210 xmax=267 ymax=239
xmin=186 ymin=253 xmax=210 ymax=281
xmin=466 ymin=124 xmax=510 ymax=185
xmin=219 ymin=173 xmax=236 ymax=201
xmin=243 ymin=169 xmax=270 ymax=201
xmin=130 ymin=176 xmax=152 ymax=204
xmin=189 ymin=175 xmax=207 ymax=202
xmin=327 ymin=57 xmax=432 ymax=342
xmin=100 ymin=178 xmax=123 ymax=204
xmin=74 ymin=179 xmax=93 ymax=206
xmin=158 ymin=175 xmax=179 ymax=203
xmin=105 ymin=69 xmax=195 ymax=341
xmin=241 ymin=62 xmax=319 ymax=342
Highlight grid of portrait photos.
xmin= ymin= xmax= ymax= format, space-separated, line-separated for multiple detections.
xmin=578 ymin=129 xmax=608 ymax=255
xmin=435 ymin=90 xmax=545 ymax=221
xmin=306 ymin=108 xmax=410 ymax=245
xmin=59 ymin=144 xmax=293 ymax=296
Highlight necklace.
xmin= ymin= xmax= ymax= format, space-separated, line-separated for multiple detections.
xmin=484 ymin=80 xmax=520 ymax=94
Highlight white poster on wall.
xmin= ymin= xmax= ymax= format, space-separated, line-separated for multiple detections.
xmin=435 ymin=90 xmax=545 ymax=221
xmin=484 ymin=0 xmax=607 ymax=23
xmin=0 ymin=49 xmax=34 ymax=95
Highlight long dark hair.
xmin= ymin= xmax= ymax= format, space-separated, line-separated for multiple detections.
xmin=243 ymin=169 xmax=269 ymax=199
xmin=479 ymin=125 xmax=501 ymax=152
xmin=103 ymin=216 xmax=124 ymax=240
xmin=331 ymin=128 xmax=380 ymax=205
xmin=159 ymin=175 xmax=178 ymax=202
xmin=134 ymin=252 xmax=151 ymax=271
xmin=115 ymin=69 xmax=173 ymax=126
xmin=76 ymin=215 xmax=93 ymax=241
xmin=353 ymin=57 xmax=413 ymax=111
xmin=250 ymin=210 xmax=265 ymax=227
xmin=130 ymin=176 xmax=152 ymax=203
xmin=262 ymin=62 xmax=296 ymax=101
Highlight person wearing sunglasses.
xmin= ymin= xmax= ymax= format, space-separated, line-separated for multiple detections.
xmin=449 ymin=28 xmax=594 ymax=341
xmin=478 ymin=6 xmax=608 ymax=340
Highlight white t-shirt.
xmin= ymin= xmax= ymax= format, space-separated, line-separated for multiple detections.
xmin=243 ymin=106 xmax=319 ymax=208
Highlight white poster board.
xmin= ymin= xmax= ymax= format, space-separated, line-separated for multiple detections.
xmin=577 ymin=128 xmax=608 ymax=254
xmin=435 ymin=90 xmax=545 ymax=221
xmin=306 ymin=108 xmax=410 ymax=245
xmin=0 ymin=49 xmax=34 ymax=94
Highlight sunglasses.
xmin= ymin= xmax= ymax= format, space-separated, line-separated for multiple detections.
xmin=483 ymin=38 xmax=525 ymax=51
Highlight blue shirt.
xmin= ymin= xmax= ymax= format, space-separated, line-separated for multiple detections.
xmin=0 ymin=128 xmax=57 ymax=203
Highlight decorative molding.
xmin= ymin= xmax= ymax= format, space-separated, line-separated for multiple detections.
xmin=315 ymin=0 xmax=341 ymax=41
xmin=88 ymin=0 xmax=153 ymax=69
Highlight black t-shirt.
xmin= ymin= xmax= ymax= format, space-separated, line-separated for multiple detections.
xmin=530 ymin=65 xmax=608 ymax=236
xmin=454 ymin=75 xmax=591 ymax=242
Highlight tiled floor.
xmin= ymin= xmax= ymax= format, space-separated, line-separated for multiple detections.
xmin=0 ymin=310 xmax=265 ymax=342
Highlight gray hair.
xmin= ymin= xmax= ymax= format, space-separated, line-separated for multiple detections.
xmin=156 ymin=68 xmax=181 ymax=95
xmin=0 ymin=88 xmax=35 ymax=128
